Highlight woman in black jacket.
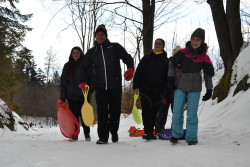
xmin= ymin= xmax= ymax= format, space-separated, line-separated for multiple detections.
xmin=133 ymin=38 xmax=170 ymax=140
xmin=60 ymin=46 xmax=91 ymax=141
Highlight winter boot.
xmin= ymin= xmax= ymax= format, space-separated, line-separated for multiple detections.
xmin=85 ymin=134 xmax=91 ymax=141
xmin=111 ymin=133 xmax=119 ymax=143
xmin=142 ymin=134 xmax=151 ymax=140
xmin=69 ymin=136 xmax=78 ymax=141
xmin=170 ymin=137 xmax=178 ymax=144
xmin=142 ymin=134 xmax=157 ymax=140
xmin=188 ymin=141 xmax=197 ymax=145
xmin=96 ymin=138 xmax=108 ymax=144
xmin=150 ymin=135 xmax=157 ymax=140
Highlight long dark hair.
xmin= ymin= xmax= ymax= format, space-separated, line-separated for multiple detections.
xmin=66 ymin=46 xmax=84 ymax=77
xmin=185 ymin=41 xmax=208 ymax=52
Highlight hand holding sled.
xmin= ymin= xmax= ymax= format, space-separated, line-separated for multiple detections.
xmin=132 ymin=92 xmax=142 ymax=124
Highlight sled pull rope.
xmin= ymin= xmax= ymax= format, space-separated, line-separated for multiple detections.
xmin=198 ymin=101 xmax=205 ymax=117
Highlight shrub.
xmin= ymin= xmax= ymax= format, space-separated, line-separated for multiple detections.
xmin=233 ymin=75 xmax=250 ymax=96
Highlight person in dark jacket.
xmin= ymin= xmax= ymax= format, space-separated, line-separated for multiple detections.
xmin=80 ymin=25 xmax=134 ymax=144
xmin=133 ymin=38 xmax=170 ymax=140
xmin=168 ymin=28 xmax=215 ymax=145
xmin=60 ymin=46 xmax=92 ymax=141
xmin=155 ymin=47 xmax=183 ymax=134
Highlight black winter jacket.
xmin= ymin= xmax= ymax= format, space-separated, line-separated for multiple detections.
xmin=133 ymin=50 xmax=169 ymax=92
xmin=60 ymin=59 xmax=92 ymax=101
xmin=82 ymin=40 xmax=134 ymax=90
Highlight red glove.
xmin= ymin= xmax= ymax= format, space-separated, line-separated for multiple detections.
xmin=124 ymin=68 xmax=134 ymax=81
xmin=79 ymin=82 xmax=87 ymax=91
xmin=162 ymin=97 xmax=167 ymax=104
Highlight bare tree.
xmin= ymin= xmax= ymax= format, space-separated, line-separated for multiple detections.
xmin=46 ymin=1 xmax=186 ymax=61
xmin=44 ymin=47 xmax=58 ymax=84
xmin=240 ymin=0 xmax=250 ymax=45
xmin=102 ymin=0 xmax=187 ymax=55
xmin=59 ymin=0 xmax=110 ymax=52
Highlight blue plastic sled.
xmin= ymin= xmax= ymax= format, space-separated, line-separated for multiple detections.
xmin=157 ymin=129 xmax=186 ymax=140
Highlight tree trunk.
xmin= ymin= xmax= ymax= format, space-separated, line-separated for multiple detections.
xmin=208 ymin=0 xmax=232 ymax=71
xmin=208 ymin=0 xmax=243 ymax=103
xmin=226 ymin=0 xmax=243 ymax=61
xmin=208 ymin=0 xmax=243 ymax=71
xmin=142 ymin=0 xmax=155 ymax=55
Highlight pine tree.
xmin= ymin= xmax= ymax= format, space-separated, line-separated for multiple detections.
xmin=15 ymin=47 xmax=45 ymax=86
xmin=51 ymin=71 xmax=61 ymax=86
xmin=0 ymin=0 xmax=32 ymax=57
xmin=36 ymin=68 xmax=46 ymax=86
xmin=0 ymin=0 xmax=32 ymax=108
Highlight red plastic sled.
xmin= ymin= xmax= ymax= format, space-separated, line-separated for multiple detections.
xmin=128 ymin=126 xmax=155 ymax=137
xmin=57 ymin=99 xmax=80 ymax=138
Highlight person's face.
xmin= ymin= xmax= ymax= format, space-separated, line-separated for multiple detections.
xmin=154 ymin=39 xmax=164 ymax=52
xmin=72 ymin=49 xmax=81 ymax=61
xmin=95 ymin=31 xmax=107 ymax=45
xmin=191 ymin=37 xmax=202 ymax=49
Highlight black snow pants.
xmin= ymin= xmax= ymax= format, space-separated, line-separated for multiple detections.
xmin=155 ymin=99 xmax=173 ymax=133
xmin=95 ymin=87 xmax=122 ymax=141
xmin=140 ymin=89 xmax=162 ymax=136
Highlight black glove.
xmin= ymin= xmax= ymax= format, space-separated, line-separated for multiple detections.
xmin=202 ymin=89 xmax=212 ymax=101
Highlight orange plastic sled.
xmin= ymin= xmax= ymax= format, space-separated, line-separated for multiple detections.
xmin=128 ymin=126 xmax=155 ymax=137
xmin=57 ymin=99 xmax=80 ymax=138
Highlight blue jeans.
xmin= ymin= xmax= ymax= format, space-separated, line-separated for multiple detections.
xmin=172 ymin=89 xmax=200 ymax=143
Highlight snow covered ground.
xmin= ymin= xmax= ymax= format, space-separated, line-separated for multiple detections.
xmin=1 ymin=46 xmax=250 ymax=167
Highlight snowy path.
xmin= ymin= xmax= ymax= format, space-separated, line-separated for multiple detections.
xmin=1 ymin=111 xmax=249 ymax=167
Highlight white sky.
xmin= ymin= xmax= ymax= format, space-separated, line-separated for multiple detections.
xmin=16 ymin=0 xmax=219 ymax=72
xmin=1 ymin=45 xmax=250 ymax=166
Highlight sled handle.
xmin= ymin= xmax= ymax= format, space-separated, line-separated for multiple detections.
xmin=134 ymin=91 xmax=139 ymax=106
xmin=82 ymin=85 xmax=89 ymax=99
xmin=57 ymin=99 xmax=66 ymax=111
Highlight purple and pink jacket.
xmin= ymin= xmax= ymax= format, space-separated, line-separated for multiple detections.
xmin=168 ymin=48 xmax=214 ymax=92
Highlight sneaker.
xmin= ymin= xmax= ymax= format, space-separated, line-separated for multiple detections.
xmin=96 ymin=139 xmax=108 ymax=144
xmin=111 ymin=134 xmax=119 ymax=143
xmin=69 ymin=136 xmax=78 ymax=141
xmin=85 ymin=134 xmax=91 ymax=141
xmin=188 ymin=141 xmax=197 ymax=145
xmin=170 ymin=137 xmax=178 ymax=144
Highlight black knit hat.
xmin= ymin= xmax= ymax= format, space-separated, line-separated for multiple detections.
xmin=95 ymin=24 xmax=107 ymax=37
xmin=191 ymin=28 xmax=205 ymax=42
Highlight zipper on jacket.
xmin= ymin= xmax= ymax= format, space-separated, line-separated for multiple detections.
xmin=101 ymin=45 xmax=108 ymax=90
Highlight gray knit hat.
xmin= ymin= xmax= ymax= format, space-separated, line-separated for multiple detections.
xmin=191 ymin=28 xmax=205 ymax=42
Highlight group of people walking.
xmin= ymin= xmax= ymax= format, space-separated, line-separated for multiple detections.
xmin=60 ymin=24 xmax=214 ymax=145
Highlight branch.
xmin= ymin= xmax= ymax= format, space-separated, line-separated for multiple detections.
xmin=42 ymin=4 xmax=68 ymax=39
xmin=104 ymin=8 xmax=142 ymax=24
